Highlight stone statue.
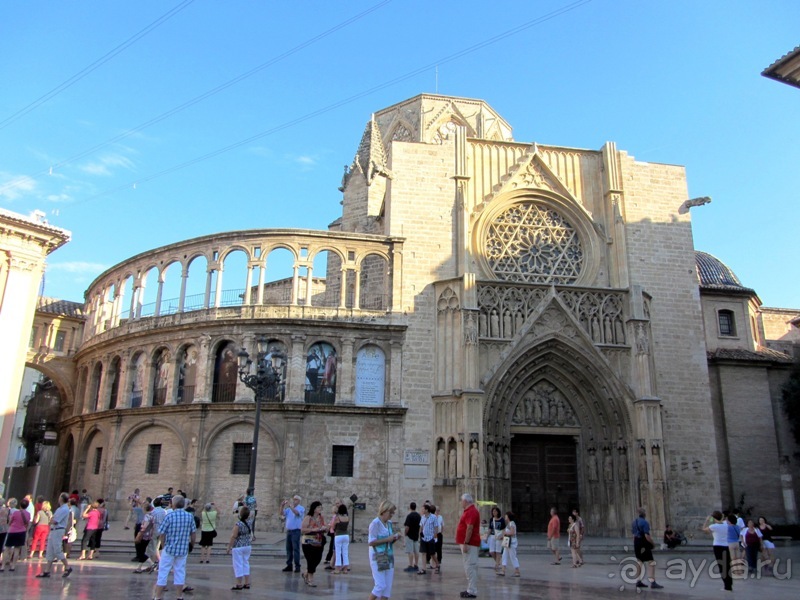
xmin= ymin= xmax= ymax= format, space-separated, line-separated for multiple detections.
xmin=490 ymin=310 xmax=500 ymax=338
xmin=449 ymin=448 xmax=457 ymax=479
xmin=603 ymin=448 xmax=614 ymax=482
xmin=515 ymin=310 xmax=523 ymax=333
xmin=496 ymin=448 xmax=503 ymax=479
xmin=503 ymin=310 xmax=512 ymax=338
xmin=534 ymin=398 xmax=542 ymax=424
xmin=512 ymin=401 xmax=524 ymax=424
xmin=638 ymin=446 xmax=649 ymax=482
xmin=486 ymin=447 xmax=495 ymax=478
xmin=524 ymin=394 xmax=533 ymax=424
xmin=437 ymin=447 xmax=445 ymax=478
xmin=587 ymin=450 xmax=598 ymax=482
xmin=652 ymin=446 xmax=663 ymax=481
xmin=503 ymin=447 xmax=511 ymax=479
xmin=479 ymin=312 xmax=487 ymax=337
xmin=618 ymin=448 xmax=629 ymax=481
xmin=470 ymin=442 xmax=479 ymax=478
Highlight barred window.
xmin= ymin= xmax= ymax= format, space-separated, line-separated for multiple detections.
xmin=231 ymin=443 xmax=252 ymax=475
xmin=93 ymin=447 xmax=103 ymax=475
xmin=146 ymin=444 xmax=162 ymax=474
xmin=331 ymin=445 xmax=354 ymax=477
xmin=718 ymin=310 xmax=736 ymax=337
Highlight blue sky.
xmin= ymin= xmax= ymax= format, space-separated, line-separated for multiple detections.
xmin=1 ymin=0 xmax=797 ymax=308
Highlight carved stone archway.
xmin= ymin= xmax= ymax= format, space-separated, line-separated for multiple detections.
xmin=483 ymin=335 xmax=637 ymax=536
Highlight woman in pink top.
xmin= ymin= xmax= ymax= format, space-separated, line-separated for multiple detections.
xmin=3 ymin=498 xmax=31 ymax=571
xmin=79 ymin=501 xmax=102 ymax=560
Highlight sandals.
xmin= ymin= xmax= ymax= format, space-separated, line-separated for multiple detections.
xmin=243 ymin=584 xmax=250 ymax=589
xmin=231 ymin=585 xmax=244 ymax=591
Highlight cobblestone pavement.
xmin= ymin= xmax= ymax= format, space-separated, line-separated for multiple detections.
xmin=2 ymin=540 xmax=797 ymax=600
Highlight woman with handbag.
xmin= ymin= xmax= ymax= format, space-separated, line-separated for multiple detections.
xmin=227 ymin=505 xmax=254 ymax=590
xmin=300 ymin=501 xmax=327 ymax=587
xmin=487 ymin=506 xmax=506 ymax=573
xmin=133 ymin=502 xmax=157 ymax=573
xmin=368 ymin=500 xmax=402 ymax=600
xmin=498 ymin=511 xmax=520 ymax=577
xmin=199 ymin=503 xmax=218 ymax=564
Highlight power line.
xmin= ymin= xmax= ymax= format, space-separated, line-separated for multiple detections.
xmin=0 ymin=0 xmax=392 ymax=196
xmin=0 ymin=0 xmax=197 ymax=132
xmin=74 ymin=0 xmax=595 ymax=206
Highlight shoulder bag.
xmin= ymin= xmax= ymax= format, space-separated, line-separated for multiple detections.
xmin=205 ymin=511 xmax=217 ymax=539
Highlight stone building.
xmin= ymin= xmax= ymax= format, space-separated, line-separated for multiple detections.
xmin=0 ymin=208 xmax=70 ymax=482
xmin=21 ymin=94 xmax=799 ymax=534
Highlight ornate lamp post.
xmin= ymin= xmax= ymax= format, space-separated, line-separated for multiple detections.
xmin=237 ymin=336 xmax=284 ymax=492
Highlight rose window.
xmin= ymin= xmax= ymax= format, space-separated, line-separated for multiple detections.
xmin=484 ymin=202 xmax=584 ymax=284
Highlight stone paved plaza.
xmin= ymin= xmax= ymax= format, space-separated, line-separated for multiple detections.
xmin=3 ymin=534 xmax=797 ymax=600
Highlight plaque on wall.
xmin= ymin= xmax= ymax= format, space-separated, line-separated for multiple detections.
xmin=403 ymin=449 xmax=430 ymax=465
xmin=354 ymin=345 xmax=386 ymax=407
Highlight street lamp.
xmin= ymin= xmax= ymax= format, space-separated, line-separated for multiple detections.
xmin=237 ymin=336 xmax=284 ymax=493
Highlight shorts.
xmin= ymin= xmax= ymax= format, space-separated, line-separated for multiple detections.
xmin=404 ymin=537 xmax=419 ymax=554
xmin=547 ymin=537 xmax=560 ymax=551
xmin=763 ymin=540 xmax=775 ymax=550
xmin=634 ymin=537 xmax=654 ymax=562
xmin=420 ymin=539 xmax=436 ymax=557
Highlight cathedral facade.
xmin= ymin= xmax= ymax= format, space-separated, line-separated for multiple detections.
xmin=33 ymin=95 xmax=798 ymax=535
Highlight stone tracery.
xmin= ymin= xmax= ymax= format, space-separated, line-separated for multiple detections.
xmin=484 ymin=201 xmax=584 ymax=284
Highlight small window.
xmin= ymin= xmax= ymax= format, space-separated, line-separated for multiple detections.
xmin=146 ymin=444 xmax=162 ymax=474
xmin=331 ymin=445 xmax=354 ymax=477
xmin=231 ymin=443 xmax=252 ymax=475
xmin=93 ymin=447 xmax=103 ymax=475
xmin=718 ymin=310 xmax=736 ymax=336
xmin=54 ymin=330 xmax=67 ymax=352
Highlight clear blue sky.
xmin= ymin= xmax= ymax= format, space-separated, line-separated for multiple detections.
xmin=1 ymin=0 xmax=797 ymax=308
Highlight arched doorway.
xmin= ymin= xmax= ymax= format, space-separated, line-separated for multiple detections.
xmin=484 ymin=335 xmax=636 ymax=536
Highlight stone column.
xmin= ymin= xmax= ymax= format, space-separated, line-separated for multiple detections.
xmin=304 ymin=265 xmax=313 ymax=306
xmin=116 ymin=352 xmax=131 ymax=408
xmin=243 ymin=265 xmax=254 ymax=305
xmin=390 ymin=244 xmax=403 ymax=313
xmin=178 ymin=267 xmax=188 ymax=312
xmin=193 ymin=335 xmax=212 ymax=403
xmin=154 ymin=275 xmax=164 ymax=317
xmin=338 ymin=268 xmax=348 ymax=309
xmin=337 ymin=336 xmax=355 ymax=405
xmin=286 ymin=334 xmax=306 ymax=403
xmin=235 ymin=334 xmax=254 ymax=403
xmin=352 ymin=268 xmax=361 ymax=310
xmin=388 ymin=340 xmax=402 ymax=406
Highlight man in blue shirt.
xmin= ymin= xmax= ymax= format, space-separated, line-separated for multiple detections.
xmin=631 ymin=508 xmax=663 ymax=589
xmin=280 ymin=495 xmax=305 ymax=572
xmin=153 ymin=496 xmax=196 ymax=600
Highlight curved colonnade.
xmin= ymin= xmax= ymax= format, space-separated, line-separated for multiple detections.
xmin=59 ymin=229 xmax=408 ymax=525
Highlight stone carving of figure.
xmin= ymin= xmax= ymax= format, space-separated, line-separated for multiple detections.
xmin=587 ymin=450 xmax=599 ymax=482
xmin=503 ymin=447 xmax=511 ymax=479
xmin=635 ymin=323 xmax=649 ymax=355
xmin=465 ymin=313 xmax=478 ymax=345
xmin=524 ymin=394 xmax=533 ymax=424
xmin=534 ymin=398 xmax=542 ymax=424
xmin=448 ymin=447 xmax=457 ymax=479
xmin=479 ymin=312 xmax=488 ymax=337
xmin=652 ymin=446 xmax=663 ymax=481
xmin=515 ymin=310 xmax=524 ymax=333
xmin=503 ymin=310 xmax=512 ymax=338
xmin=437 ymin=447 xmax=445 ymax=478
xmin=603 ymin=448 xmax=614 ymax=482
xmin=470 ymin=442 xmax=479 ymax=478
xmin=638 ymin=446 xmax=649 ymax=482
xmin=486 ymin=446 xmax=495 ymax=478
xmin=618 ymin=448 xmax=629 ymax=481
xmin=541 ymin=395 xmax=550 ymax=424
xmin=556 ymin=400 xmax=565 ymax=426
xmin=490 ymin=310 xmax=500 ymax=338
xmin=591 ymin=316 xmax=600 ymax=341
xmin=496 ymin=448 xmax=504 ymax=479
xmin=604 ymin=317 xmax=613 ymax=343
xmin=512 ymin=401 xmax=524 ymax=424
